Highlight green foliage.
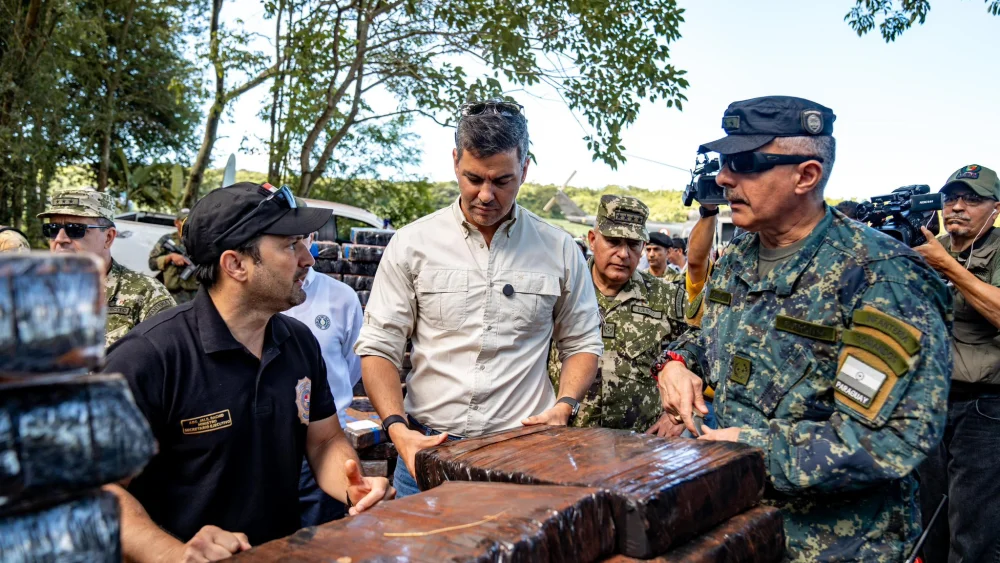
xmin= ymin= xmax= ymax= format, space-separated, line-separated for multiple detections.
xmin=845 ymin=0 xmax=1000 ymax=41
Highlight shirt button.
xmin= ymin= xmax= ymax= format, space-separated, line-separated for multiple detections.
xmin=471 ymin=404 xmax=480 ymax=410
xmin=479 ymin=243 xmax=485 ymax=248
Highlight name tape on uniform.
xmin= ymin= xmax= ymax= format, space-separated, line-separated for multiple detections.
xmin=181 ymin=409 xmax=233 ymax=435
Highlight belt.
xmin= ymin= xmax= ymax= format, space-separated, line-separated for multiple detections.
xmin=407 ymin=415 xmax=465 ymax=441
xmin=949 ymin=380 xmax=1000 ymax=402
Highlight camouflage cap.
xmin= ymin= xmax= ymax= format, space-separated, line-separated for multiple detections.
xmin=596 ymin=195 xmax=649 ymax=242
xmin=942 ymin=164 xmax=1000 ymax=200
xmin=176 ymin=208 xmax=191 ymax=221
xmin=38 ymin=187 xmax=117 ymax=222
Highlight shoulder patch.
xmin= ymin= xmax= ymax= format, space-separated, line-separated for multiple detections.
xmin=146 ymin=298 xmax=174 ymax=318
xmin=686 ymin=291 xmax=704 ymax=320
xmin=775 ymin=315 xmax=838 ymax=343
xmin=852 ymin=307 xmax=921 ymax=355
xmin=602 ymin=322 xmax=617 ymax=339
xmin=842 ymin=329 xmax=910 ymax=376
xmin=708 ymin=288 xmax=732 ymax=306
xmin=674 ymin=285 xmax=686 ymax=320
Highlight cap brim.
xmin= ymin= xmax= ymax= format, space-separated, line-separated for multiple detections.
xmin=698 ymin=135 xmax=776 ymax=155
xmin=262 ymin=208 xmax=332 ymax=236
xmin=942 ymin=180 xmax=996 ymax=199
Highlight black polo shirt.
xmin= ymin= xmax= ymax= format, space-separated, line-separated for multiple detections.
xmin=104 ymin=288 xmax=336 ymax=545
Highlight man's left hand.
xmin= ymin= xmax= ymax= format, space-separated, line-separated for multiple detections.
xmin=344 ymin=459 xmax=395 ymax=516
xmin=522 ymin=402 xmax=573 ymax=426
xmin=697 ymin=427 xmax=742 ymax=442
xmin=915 ymin=227 xmax=958 ymax=275
xmin=646 ymin=412 xmax=686 ymax=437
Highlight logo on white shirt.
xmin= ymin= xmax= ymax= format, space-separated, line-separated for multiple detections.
xmin=315 ymin=314 xmax=331 ymax=330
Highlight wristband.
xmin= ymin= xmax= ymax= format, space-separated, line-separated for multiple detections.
xmin=651 ymin=351 xmax=688 ymax=381
xmin=699 ymin=205 xmax=720 ymax=218
xmin=381 ymin=414 xmax=408 ymax=435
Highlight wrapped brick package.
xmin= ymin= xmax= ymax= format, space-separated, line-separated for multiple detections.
xmin=342 ymin=274 xmax=374 ymax=291
xmin=0 ymin=374 xmax=156 ymax=514
xmin=601 ymin=506 xmax=784 ymax=563
xmin=416 ymin=426 xmax=766 ymax=558
xmin=350 ymin=227 xmax=394 ymax=247
xmin=0 ymin=253 xmax=106 ymax=376
xmin=342 ymin=244 xmax=384 ymax=263
xmin=234 ymin=481 xmax=616 ymax=563
xmin=314 ymin=242 xmax=341 ymax=260
xmin=357 ymin=290 xmax=370 ymax=306
xmin=0 ymin=491 xmax=121 ymax=562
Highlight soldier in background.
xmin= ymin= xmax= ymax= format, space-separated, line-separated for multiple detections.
xmin=148 ymin=208 xmax=199 ymax=304
xmin=550 ymin=195 xmax=687 ymax=436
xmin=39 ymin=187 xmax=174 ymax=347
xmin=0 ymin=226 xmax=30 ymax=252
xmin=643 ymin=232 xmax=679 ymax=282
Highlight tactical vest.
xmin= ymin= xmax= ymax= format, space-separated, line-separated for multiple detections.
xmin=944 ymin=229 xmax=1000 ymax=384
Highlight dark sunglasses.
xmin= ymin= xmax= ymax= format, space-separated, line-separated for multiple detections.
xmin=460 ymin=100 xmax=524 ymax=117
xmin=721 ymin=152 xmax=824 ymax=174
xmin=212 ymin=184 xmax=298 ymax=247
xmin=942 ymin=192 xmax=996 ymax=207
xmin=42 ymin=222 xmax=109 ymax=239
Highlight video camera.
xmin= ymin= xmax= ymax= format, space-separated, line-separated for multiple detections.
xmin=855 ymin=185 xmax=943 ymax=247
xmin=161 ymin=240 xmax=196 ymax=281
xmin=683 ymin=154 xmax=727 ymax=207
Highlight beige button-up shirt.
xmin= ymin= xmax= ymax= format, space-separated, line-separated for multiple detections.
xmin=355 ymin=199 xmax=603 ymax=437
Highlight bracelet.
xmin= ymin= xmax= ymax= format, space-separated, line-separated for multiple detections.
xmin=651 ymin=351 xmax=688 ymax=381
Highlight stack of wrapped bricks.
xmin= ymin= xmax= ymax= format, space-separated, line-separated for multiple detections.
xmin=235 ymin=426 xmax=785 ymax=562
xmin=312 ymin=227 xmax=394 ymax=310
xmin=0 ymin=254 xmax=155 ymax=561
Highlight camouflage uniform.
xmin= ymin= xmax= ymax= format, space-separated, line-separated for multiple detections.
xmin=0 ymin=227 xmax=30 ymax=252
xmin=550 ymin=195 xmax=689 ymax=432
xmin=660 ymin=267 xmax=685 ymax=285
xmin=149 ymin=231 xmax=199 ymax=304
xmin=38 ymin=186 xmax=176 ymax=347
xmin=670 ymin=207 xmax=953 ymax=561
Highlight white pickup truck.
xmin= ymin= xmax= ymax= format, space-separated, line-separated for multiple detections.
xmin=112 ymin=199 xmax=386 ymax=276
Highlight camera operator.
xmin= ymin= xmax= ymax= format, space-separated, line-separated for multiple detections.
xmin=914 ymin=164 xmax=1000 ymax=563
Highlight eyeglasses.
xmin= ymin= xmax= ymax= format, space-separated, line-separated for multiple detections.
xmin=460 ymin=100 xmax=524 ymax=118
xmin=942 ymin=192 xmax=996 ymax=207
xmin=212 ymin=184 xmax=298 ymax=247
xmin=42 ymin=222 xmax=109 ymax=239
xmin=720 ymin=152 xmax=824 ymax=174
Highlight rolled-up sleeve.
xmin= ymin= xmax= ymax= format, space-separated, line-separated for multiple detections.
xmin=552 ymin=238 xmax=603 ymax=361
xmin=354 ymin=236 xmax=415 ymax=369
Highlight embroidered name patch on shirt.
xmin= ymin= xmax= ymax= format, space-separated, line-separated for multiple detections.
xmin=181 ymin=410 xmax=233 ymax=435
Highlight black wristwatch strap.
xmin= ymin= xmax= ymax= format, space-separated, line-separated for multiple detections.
xmin=382 ymin=414 xmax=408 ymax=434
xmin=556 ymin=397 xmax=581 ymax=423
xmin=699 ymin=205 xmax=720 ymax=218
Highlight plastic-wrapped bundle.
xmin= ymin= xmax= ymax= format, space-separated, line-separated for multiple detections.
xmin=601 ymin=506 xmax=784 ymax=563
xmin=0 ymin=253 xmax=105 ymax=376
xmin=416 ymin=426 xmax=766 ymax=558
xmin=234 ymin=481 xmax=615 ymax=563
xmin=314 ymin=242 xmax=341 ymax=260
xmin=350 ymin=228 xmax=394 ymax=247
xmin=356 ymin=290 xmax=370 ymax=307
xmin=324 ymin=273 xmax=343 ymax=281
xmin=0 ymin=491 xmax=121 ymax=562
xmin=315 ymin=260 xmax=379 ymax=276
xmin=341 ymin=274 xmax=374 ymax=291
xmin=0 ymin=374 xmax=155 ymax=514
xmin=342 ymin=244 xmax=384 ymax=263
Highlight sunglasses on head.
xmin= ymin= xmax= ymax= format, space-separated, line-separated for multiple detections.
xmin=460 ymin=100 xmax=524 ymax=118
xmin=212 ymin=184 xmax=298 ymax=248
xmin=42 ymin=222 xmax=109 ymax=239
xmin=720 ymin=151 xmax=824 ymax=174
xmin=942 ymin=192 xmax=996 ymax=207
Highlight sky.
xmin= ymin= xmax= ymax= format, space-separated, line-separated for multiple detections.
xmin=216 ymin=0 xmax=1000 ymax=201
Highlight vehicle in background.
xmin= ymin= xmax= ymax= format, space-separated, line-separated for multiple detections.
xmin=112 ymin=199 xmax=386 ymax=277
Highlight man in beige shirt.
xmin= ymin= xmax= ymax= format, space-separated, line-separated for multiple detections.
xmin=356 ymin=99 xmax=603 ymax=497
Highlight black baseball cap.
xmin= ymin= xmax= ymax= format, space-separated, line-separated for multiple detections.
xmin=699 ymin=96 xmax=836 ymax=156
xmin=647 ymin=232 xmax=673 ymax=249
xmin=184 ymin=183 xmax=331 ymax=265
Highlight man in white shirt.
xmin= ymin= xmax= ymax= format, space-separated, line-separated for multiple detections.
xmin=355 ymin=99 xmax=604 ymax=497
xmin=284 ymin=230 xmax=364 ymax=525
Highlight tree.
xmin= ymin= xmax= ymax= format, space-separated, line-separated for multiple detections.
xmin=846 ymin=0 xmax=1000 ymax=41
xmin=260 ymin=0 xmax=690 ymax=196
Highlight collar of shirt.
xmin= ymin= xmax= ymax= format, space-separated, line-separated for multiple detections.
xmin=587 ymin=256 xmax=647 ymax=311
xmin=302 ymin=264 xmax=318 ymax=290
xmin=450 ymin=197 xmax=520 ymax=240
xmin=734 ymin=207 xmax=834 ymax=296
xmin=193 ymin=287 xmax=290 ymax=354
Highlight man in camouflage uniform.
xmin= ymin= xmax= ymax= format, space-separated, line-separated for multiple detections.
xmin=39 ymin=187 xmax=175 ymax=347
xmin=657 ymin=96 xmax=953 ymax=562
xmin=550 ymin=195 xmax=688 ymax=434
xmin=644 ymin=232 xmax=684 ymax=284
xmin=148 ymin=208 xmax=199 ymax=303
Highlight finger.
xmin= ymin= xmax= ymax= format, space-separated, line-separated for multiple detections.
xmin=644 ymin=422 xmax=658 ymax=435
xmin=352 ymin=484 xmax=384 ymax=513
xmin=208 ymin=529 xmax=243 ymax=554
xmin=233 ymin=533 xmax=251 ymax=552
xmin=344 ymin=459 xmax=365 ymax=487
xmin=675 ymin=378 xmax=697 ymax=435
xmin=521 ymin=415 xmax=541 ymax=426
xmin=384 ymin=485 xmax=397 ymax=500
xmin=421 ymin=432 xmax=448 ymax=447
xmin=693 ymin=389 xmax=709 ymax=416
xmin=202 ymin=542 xmax=237 ymax=561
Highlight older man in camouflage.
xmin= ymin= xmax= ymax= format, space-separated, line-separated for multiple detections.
xmin=550 ymin=195 xmax=688 ymax=434
xmin=657 ymin=96 xmax=952 ymax=562
xmin=39 ymin=187 xmax=174 ymax=347
xmin=148 ymin=208 xmax=199 ymax=304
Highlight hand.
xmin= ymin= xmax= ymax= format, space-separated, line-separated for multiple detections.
xmin=165 ymin=525 xmax=250 ymax=562
xmin=657 ymin=361 xmax=709 ymax=436
xmin=645 ymin=411 xmax=687 ymax=438
xmin=697 ymin=426 xmax=742 ymax=443
xmin=388 ymin=425 xmax=448 ymax=480
xmin=344 ymin=459 xmax=395 ymax=516
xmin=167 ymin=253 xmax=190 ymax=267
xmin=521 ymin=401 xmax=573 ymax=426
xmin=915 ymin=227 xmax=958 ymax=275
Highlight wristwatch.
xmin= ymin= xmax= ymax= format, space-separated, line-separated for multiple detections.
xmin=382 ymin=414 xmax=408 ymax=434
xmin=699 ymin=205 xmax=720 ymax=218
xmin=556 ymin=397 xmax=581 ymax=424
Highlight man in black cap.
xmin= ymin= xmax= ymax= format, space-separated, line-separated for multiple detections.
xmin=644 ymin=232 xmax=675 ymax=280
xmin=656 ymin=96 xmax=952 ymax=561
xmin=103 ymin=183 xmax=393 ymax=562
